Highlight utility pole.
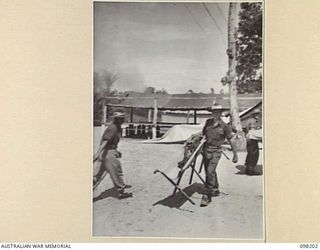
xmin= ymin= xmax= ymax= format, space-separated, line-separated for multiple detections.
xmin=227 ymin=3 xmax=246 ymax=151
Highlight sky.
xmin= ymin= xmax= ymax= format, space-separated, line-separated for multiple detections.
xmin=94 ymin=2 xmax=230 ymax=94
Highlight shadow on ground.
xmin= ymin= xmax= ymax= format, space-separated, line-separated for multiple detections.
xmin=235 ymin=164 xmax=263 ymax=175
xmin=93 ymin=187 xmax=118 ymax=202
xmin=153 ymin=183 xmax=205 ymax=209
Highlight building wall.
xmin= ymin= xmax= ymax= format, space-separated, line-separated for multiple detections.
xmin=161 ymin=114 xmax=211 ymax=125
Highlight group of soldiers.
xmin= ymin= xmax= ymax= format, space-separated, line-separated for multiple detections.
xmin=93 ymin=107 xmax=262 ymax=207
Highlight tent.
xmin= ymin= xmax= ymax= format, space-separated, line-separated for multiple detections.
xmin=140 ymin=124 xmax=203 ymax=144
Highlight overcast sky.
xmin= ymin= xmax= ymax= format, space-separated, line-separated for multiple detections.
xmin=94 ymin=2 xmax=230 ymax=94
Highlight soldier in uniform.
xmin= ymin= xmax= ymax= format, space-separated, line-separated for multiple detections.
xmin=200 ymin=107 xmax=238 ymax=207
xmin=244 ymin=109 xmax=262 ymax=175
xmin=93 ymin=112 xmax=133 ymax=199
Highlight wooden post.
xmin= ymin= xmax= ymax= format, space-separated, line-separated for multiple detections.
xmin=186 ymin=110 xmax=190 ymax=124
xmin=193 ymin=110 xmax=197 ymax=124
xmin=152 ymin=98 xmax=158 ymax=139
xmin=228 ymin=3 xmax=246 ymax=151
xmin=148 ymin=109 xmax=152 ymax=123
xmin=130 ymin=106 xmax=134 ymax=123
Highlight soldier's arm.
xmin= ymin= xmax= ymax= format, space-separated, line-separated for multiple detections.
xmin=202 ymin=118 xmax=212 ymax=135
xmin=223 ymin=123 xmax=238 ymax=163
xmin=93 ymin=141 xmax=108 ymax=162
xmin=229 ymin=137 xmax=238 ymax=163
xmin=93 ymin=125 xmax=116 ymax=162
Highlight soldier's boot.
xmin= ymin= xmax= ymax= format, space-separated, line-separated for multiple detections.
xmin=245 ymin=165 xmax=252 ymax=174
xmin=118 ymin=189 xmax=133 ymax=199
xmin=245 ymin=166 xmax=259 ymax=176
xmin=200 ymin=194 xmax=212 ymax=207
xmin=212 ymin=188 xmax=220 ymax=197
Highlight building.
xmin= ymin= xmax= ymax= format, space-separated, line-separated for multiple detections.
xmin=105 ymin=92 xmax=262 ymax=124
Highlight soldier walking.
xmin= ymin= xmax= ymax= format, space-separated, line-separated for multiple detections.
xmin=93 ymin=112 xmax=133 ymax=199
xmin=201 ymin=107 xmax=238 ymax=207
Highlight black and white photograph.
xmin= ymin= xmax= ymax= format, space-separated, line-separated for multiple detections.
xmin=93 ymin=1 xmax=263 ymax=239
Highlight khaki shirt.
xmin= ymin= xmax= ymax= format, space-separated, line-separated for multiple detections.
xmin=246 ymin=118 xmax=263 ymax=140
xmin=100 ymin=123 xmax=121 ymax=150
xmin=203 ymin=118 xmax=233 ymax=148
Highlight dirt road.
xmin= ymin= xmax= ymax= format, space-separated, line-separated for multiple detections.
xmin=93 ymin=128 xmax=264 ymax=239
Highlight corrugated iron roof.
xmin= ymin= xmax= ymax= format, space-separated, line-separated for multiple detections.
xmin=106 ymin=93 xmax=262 ymax=111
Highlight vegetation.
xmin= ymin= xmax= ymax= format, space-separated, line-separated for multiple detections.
xmin=236 ymin=2 xmax=263 ymax=94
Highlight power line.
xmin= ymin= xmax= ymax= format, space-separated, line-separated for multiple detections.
xmin=215 ymin=3 xmax=228 ymax=24
xmin=183 ymin=3 xmax=225 ymax=56
xmin=202 ymin=3 xmax=225 ymax=36
xmin=184 ymin=4 xmax=207 ymax=34
xmin=202 ymin=3 xmax=227 ymax=46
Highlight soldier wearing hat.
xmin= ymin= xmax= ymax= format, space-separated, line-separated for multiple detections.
xmin=200 ymin=105 xmax=238 ymax=207
xmin=93 ymin=112 xmax=133 ymax=199
xmin=244 ymin=108 xmax=262 ymax=175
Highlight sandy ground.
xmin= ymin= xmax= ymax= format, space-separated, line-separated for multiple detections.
xmin=93 ymin=127 xmax=264 ymax=239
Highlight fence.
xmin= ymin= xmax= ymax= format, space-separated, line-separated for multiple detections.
xmin=122 ymin=123 xmax=163 ymax=139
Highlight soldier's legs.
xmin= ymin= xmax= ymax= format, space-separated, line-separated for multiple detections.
xmin=204 ymin=151 xmax=221 ymax=195
xmin=251 ymin=140 xmax=259 ymax=166
xmin=104 ymin=150 xmax=126 ymax=193
xmin=245 ymin=140 xmax=252 ymax=169
xmin=201 ymin=151 xmax=221 ymax=207
xmin=245 ymin=140 xmax=259 ymax=174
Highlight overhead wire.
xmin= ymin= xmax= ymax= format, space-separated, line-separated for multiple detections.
xmin=215 ymin=3 xmax=228 ymax=24
xmin=184 ymin=4 xmax=207 ymax=34
xmin=201 ymin=3 xmax=227 ymax=46
xmin=183 ymin=3 xmax=225 ymax=56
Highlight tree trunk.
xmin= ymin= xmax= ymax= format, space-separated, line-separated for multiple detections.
xmin=228 ymin=3 xmax=246 ymax=151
